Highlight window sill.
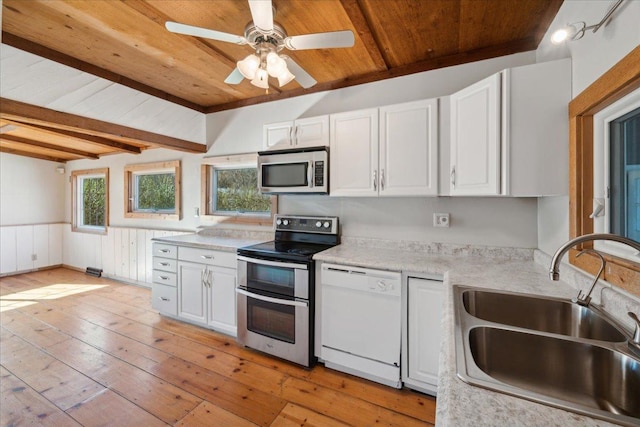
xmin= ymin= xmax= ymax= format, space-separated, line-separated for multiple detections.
xmin=124 ymin=212 xmax=180 ymax=221
xmin=71 ymin=226 xmax=107 ymax=235
xmin=200 ymin=213 xmax=274 ymax=227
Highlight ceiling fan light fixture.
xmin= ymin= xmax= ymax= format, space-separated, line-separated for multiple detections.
xmin=277 ymin=68 xmax=295 ymax=87
xmin=251 ymin=68 xmax=270 ymax=89
xmin=237 ymin=54 xmax=260 ymax=79
xmin=266 ymin=52 xmax=287 ymax=77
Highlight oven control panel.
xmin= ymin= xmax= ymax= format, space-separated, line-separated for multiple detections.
xmin=275 ymin=215 xmax=338 ymax=234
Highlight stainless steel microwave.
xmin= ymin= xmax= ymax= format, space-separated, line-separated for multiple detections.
xmin=257 ymin=146 xmax=328 ymax=194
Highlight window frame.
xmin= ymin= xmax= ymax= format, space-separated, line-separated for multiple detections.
xmin=569 ymin=45 xmax=640 ymax=297
xmin=124 ymin=160 xmax=181 ymax=220
xmin=201 ymin=154 xmax=277 ymax=226
xmin=71 ymin=168 xmax=109 ymax=234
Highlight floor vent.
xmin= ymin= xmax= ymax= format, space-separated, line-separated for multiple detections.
xmin=85 ymin=267 xmax=103 ymax=277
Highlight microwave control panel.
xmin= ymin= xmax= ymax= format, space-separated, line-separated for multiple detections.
xmin=314 ymin=161 xmax=325 ymax=187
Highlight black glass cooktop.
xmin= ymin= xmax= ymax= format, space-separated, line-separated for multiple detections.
xmin=237 ymin=240 xmax=335 ymax=263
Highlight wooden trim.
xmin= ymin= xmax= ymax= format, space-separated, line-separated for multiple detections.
xmin=1 ymin=31 xmax=206 ymax=113
xmin=200 ymin=155 xmax=277 ymax=227
xmin=124 ymin=160 xmax=181 ymax=220
xmin=569 ymin=45 xmax=640 ymax=296
xmin=71 ymin=168 xmax=109 ymax=234
xmin=0 ymin=98 xmax=206 ymax=153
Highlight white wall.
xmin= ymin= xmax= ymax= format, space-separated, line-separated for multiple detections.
xmin=207 ymin=51 xmax=540 ymax=248
xmin=0 ymin=153 xmax=66 ymax=226
xmin=535 ymin=0 xmax=640 ymax=255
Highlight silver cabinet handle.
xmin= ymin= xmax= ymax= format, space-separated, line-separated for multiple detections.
xmin=373 ymin=170 xmax=378 ymax=191
xmin=159 ymin=262 xmax=170 ymax=267
xmin=380 ymin=169 xmax=385 ymax=191
xmin=159 ymin=249 xmax=170 ymax=253
xmin=200 ymin=255 xmax=214 ymax=260
xmin=451 ymin=166 xmax=456 ymax=186
xmin=159 ymin=276 xmax=169 ymax=280
xmin=160 ymin=297 xmax=170 ymax=301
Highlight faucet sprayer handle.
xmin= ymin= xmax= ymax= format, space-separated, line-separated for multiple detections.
xmin=629 ymin=312 xmax=640 ymax=345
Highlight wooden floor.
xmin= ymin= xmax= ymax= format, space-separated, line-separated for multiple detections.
xmin=0 ymin=268 xmax=436 ymax=426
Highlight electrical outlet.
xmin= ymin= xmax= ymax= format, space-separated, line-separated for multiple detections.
xmin=433 ymin=213 xmax=450 ymax=228
xmin=31 ymin=254 xmax=37 ymax=261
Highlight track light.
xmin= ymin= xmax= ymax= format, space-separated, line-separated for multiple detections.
xmin=550 ymin=0 xmax=625 ymax=45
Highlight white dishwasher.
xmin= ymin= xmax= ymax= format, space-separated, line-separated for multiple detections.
xmin=320 ymin=263 xmax=402 ymax=388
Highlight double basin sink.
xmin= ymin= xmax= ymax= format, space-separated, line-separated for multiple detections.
xmin=454 ymin=286 xmax=640 ymax=426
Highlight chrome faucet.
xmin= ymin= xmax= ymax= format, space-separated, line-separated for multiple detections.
xmin=549 ymin=233 xmax=640 ymax=306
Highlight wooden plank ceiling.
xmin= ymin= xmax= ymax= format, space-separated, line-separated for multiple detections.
xmin=0 ymin=0 xmax=562 ymax=162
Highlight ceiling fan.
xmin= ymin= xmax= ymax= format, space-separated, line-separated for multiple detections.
xmin=165 ymin=0 xmax=355 ymax=90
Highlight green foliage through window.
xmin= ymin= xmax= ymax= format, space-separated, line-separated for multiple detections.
xmin=214 ymin=168 xmax=270 ymax=213
xmin=134 ymin=173 xmax=175 ymax=212
xmin=81 ymin=177 xmax=105 ymax=227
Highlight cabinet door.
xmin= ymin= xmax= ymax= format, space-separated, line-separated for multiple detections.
xmin=207 ymin=266 xmax=237 ymax=336
xmin=263 ymin=121 xmax=294 ymax=149
xmin=450 ymin=73 xmax=501 ymax=195
xmin=407 ymin=277 xmax=443 ymax=391
xmin=380 ymin=99 xmax=438 ymax=196
xmin=294 ymin=116 xmax=329 ymax=148
xmin=330 ymin=108 xmax=379 ymax=197
xmin=16 ymin=225 xmax=34 ymax=271
xmin=177 ymin=261 xmax=207 ymax=324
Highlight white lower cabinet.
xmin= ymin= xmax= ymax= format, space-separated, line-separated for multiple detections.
xmin=152 ymin=242 xmax=238 ymax=337
xmin=403 ymin=275 xmax=444 ymax=395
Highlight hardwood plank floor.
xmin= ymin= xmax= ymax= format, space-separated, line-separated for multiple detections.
xmin=0 ymin=268 xmax=436 ymax=426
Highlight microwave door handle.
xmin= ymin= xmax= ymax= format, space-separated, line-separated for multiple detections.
xmin=308 ymin=161 xmax=313 ymax=188
xmin=236 ymin=288 xmax=309 ymax=307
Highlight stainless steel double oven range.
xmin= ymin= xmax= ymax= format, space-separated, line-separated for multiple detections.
xmin=236 ymin=215 xmax=339 ymax=367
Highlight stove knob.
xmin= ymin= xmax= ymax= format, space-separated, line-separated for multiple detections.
xmin=316 ymin=221 xmax=322 ymax=228
xmin=276 ymin=219 xmax=282 ymax=226
xmin=282 ymin=219 xmax=289 ymax=226
xmin=323 ymin=221 xmax=330 ymax=229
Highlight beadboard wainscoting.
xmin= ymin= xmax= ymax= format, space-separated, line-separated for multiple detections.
xmin=62 ymin=226 xmax=190 ymax=288
xmin=0 ymin=223 xmax=63 ymax=275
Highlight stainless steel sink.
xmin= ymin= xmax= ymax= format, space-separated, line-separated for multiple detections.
xmin=462 ymin=288 xmax=627 ymax=342
xmin=454 ymin=286 xmax=640 ymax=426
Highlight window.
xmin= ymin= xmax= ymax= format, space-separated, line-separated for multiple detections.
xmin=71 ymin=168 xmax=109 ymax=233
xmin=570 ymin=47 xmax=640 ymax=297
xmin=201 ymin=154 xmax=276 ymax=226
xmin=592 ymin=89 xmax=640 ymax=262
xmin=125 ymin=161 xmax=181 ymax=220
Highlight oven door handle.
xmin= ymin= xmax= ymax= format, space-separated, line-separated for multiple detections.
xmin=237 ymin=255 xmax=308 ymax=270
xmin=236 ymin=288 xmax=309 ymax=308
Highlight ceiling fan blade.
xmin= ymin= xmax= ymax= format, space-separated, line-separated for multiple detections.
xmin=224 ymin=68 xmax=244 ymax=85
xmin=248 ymin=0 xmax=274 ymax=33
xmin=282 ymin=56 xmax=317 ymax=89
xmin=165 ymin=21 xmax=247 ymax=45
xmin=284 ymin=30 xmax=355 ymax=50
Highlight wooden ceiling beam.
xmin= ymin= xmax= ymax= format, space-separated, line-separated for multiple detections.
xmin=3 ymin=119 xmax=141 ymax=154
xmin=0 ymin=98 xmax=206 ymax=153
xmin=205 ymin=37 xmax=538 ymax=113
xmin=0 ymin=146 xmax=67 ymax=163
xmin=1 ymin=31 xmax=206 ymax=113
xmin=0 ymin=133 xmax=99 ymax=159
xmin=339 ymin=0 xmax=388 ymax=70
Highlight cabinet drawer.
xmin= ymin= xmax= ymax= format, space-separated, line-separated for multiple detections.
xmin=152 ymin=283 xmax=177 ymax=316
xmin=153 ymin=270 xmax=177 ymax=287
xmin=153 ymin=243 xmax=177 ymax=259
xmin=152 ymin=257 xmax=177 ymax=272
xmin=178 ymin=246 xmax=236 ymax=268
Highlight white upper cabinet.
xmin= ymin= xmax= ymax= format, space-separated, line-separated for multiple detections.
xmin=380 ymin=99 xmax=438 ymax=196
xmin=330 ymin=99 xmax=439 ymax=197
xmin=330 ymin=108 xmax=379 ymax=197
xmin=449 ymin=58 xmax=571 ymax=196
xmin=263 ymin=115 xmax=329 ymax=150
xmin=450 ymin=74 xmax=501 ymax=195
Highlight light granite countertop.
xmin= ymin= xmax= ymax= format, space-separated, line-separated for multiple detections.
xmin=151 ymin=233 xmax=267 ymax=252
xmin=314 ymin=243 xmax=629 ymax=427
